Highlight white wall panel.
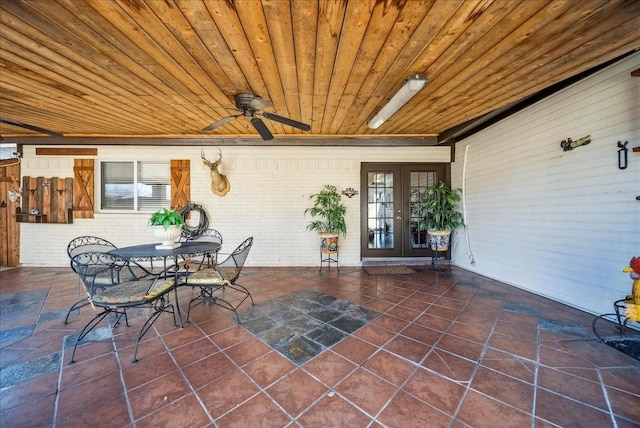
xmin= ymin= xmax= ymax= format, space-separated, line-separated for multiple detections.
xmin=451 ymin=52 xmax=640 ymax=316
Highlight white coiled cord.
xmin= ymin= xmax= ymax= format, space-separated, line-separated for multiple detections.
xmin=462 ymin=145 xmax=476 ymax=266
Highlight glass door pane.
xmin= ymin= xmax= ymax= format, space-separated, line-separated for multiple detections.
xmin=367 ymin=172 xmax=395 ymax=249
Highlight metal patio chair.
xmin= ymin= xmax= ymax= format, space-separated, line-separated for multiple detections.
xmin=69 ymin=251 xmax=178 ymax=363
xmin=185 ymin=237 xmax=254 ymax=323
xmin=65 ymin=236 xmax=118 ymax=323
xmin=177 ymin=228 xmax=223 ymax=271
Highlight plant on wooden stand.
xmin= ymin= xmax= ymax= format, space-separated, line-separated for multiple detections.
xmin=305 ymin=184 xmax=347 ymax=253
xmin=149 ymin=208 xmax=184 ymax=249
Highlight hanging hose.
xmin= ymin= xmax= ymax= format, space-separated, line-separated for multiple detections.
xmin=462 ymin=145 xmax=476 ymax=266
xmin=179 ymin=201 xmax=209 ymax=240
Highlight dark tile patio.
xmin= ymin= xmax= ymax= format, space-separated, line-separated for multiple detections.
xmin=1 ymin=265 xmax=639 ymax=427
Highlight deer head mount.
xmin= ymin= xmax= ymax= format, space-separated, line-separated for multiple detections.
xmin=201 ymin=149 xmax=230 ymax=196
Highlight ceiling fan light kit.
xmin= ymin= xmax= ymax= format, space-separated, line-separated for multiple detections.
xmin=203 ymin=93 xmax=310 ymax=140
xmin=368 ymin=74 xmax=428 ymax=129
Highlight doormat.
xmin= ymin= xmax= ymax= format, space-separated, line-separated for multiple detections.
xmin=362 ymin=265 xmax=419 ymax=275
xmin=235 ymin=289 xmax=380 ymax=365
xmin=602 ymin=337 xmax=640 ymax=361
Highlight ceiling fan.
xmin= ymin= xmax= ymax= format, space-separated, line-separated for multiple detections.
xmin=203 ymin=93 xmax=310 ymax=140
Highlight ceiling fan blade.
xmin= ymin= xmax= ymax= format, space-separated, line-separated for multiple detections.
xmin=250 ymin=117 xmax=274 ymax=140
xmin=203 ymin=115 xmax=240 ymax=131
xmin=263 ymin=112 xmax=311 ymax=131
xmin=0 ymin=117 xmax=62 ymax=137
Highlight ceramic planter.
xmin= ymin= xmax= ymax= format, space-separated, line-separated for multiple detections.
xmin=427 ymin=229 xmax=451 ymax=252
xmin=319 ymin=232 xmax=339 ymax=254
xmin=151 ymin=225 xmax=182 ymax=249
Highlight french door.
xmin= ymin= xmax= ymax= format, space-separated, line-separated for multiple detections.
xmin=360 ymin=163 xmax=448 ymax=258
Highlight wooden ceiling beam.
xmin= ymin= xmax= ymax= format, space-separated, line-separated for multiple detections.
xmin=10 ymin=136 xmax=438 ymax=147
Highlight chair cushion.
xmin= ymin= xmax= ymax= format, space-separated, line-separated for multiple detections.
xmin=91 ymin=277 xmax=174 ymax=305
xmin=145 ymin=278 xmax=176 ymax=300
xmin=216 ymin=267 xmax=240 ymax=282
xmin=92 ymin=275 xmax=118 ymax=287
xmin=177 ymin=253 xmax=219 ymax=271
xmin=185 ymin=268 xmax=230 ymax=286
xmin=176 ymin=258 xmax=206 ymax=272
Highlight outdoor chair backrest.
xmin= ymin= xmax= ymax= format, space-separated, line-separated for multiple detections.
xmin=215 ymin=237 xmax=253 ymax=284
xmin=180 ymin=227 xmax=222 ymax=243
xmin=196 ymin=229 xmax=223 ymax=245
xmin=175 ymin=228 xmax=223 ymax=269
xmin=70 ymin=251 xmax=123 ymax=293
xmin=70 ymin=251 xmax=153 ymax=296
xmin=194 ymin=229 xmax=223 ymax=266
xmin=67 ymin=236 xmax=117 ymax=258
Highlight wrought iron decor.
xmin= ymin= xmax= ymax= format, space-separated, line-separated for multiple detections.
xmin=341 ymin=187 xmax=358 ymax=198
xmin=560 ymin=135 xmax=591 ymax=151
xmin=617 ymin=140 xmax=628 ymax=170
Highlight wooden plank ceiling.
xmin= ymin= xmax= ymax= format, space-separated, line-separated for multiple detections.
xmin=1 ymin=0 xmax=639 ymax=145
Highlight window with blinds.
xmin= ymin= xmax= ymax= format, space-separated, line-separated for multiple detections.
xmin=100 ymin=161 xmax=170 ymax=211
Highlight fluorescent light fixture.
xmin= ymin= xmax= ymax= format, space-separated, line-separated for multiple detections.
xmin=368 ymin=74 xmax=428 ymax=129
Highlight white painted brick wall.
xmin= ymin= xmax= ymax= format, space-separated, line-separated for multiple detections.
xmin=451 ymin=52 xmax=640 ymax=316
xmin=18 ymin=145 xmax=449 ymax=267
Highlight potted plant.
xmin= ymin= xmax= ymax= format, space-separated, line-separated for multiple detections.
xmin=422 ymin=181 xmax=464 ymax=252
xmin=305 ymin=184 xmax=347 ymax=253
xmin=149 ymin=208 xmax=184 ymax=249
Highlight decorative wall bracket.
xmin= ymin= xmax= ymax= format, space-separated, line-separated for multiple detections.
xmin=617 ymin=140 xmax=628 ymax=169
xmin=560 ymin=135 xmax=591 ymax=151
xmin=341 ymin=187 xmax=358 ymax=198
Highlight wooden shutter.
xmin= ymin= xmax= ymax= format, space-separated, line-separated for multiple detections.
xmin=171 ymin=160 xmax=190 ymax=211
xmin=73 ymin=159 xmax=94 ymax=218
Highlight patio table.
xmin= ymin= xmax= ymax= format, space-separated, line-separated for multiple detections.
xmin=109 ymin=241 xmax=221 ymax=327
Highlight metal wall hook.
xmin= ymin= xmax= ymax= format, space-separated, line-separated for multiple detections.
xmin=0 ymin=200 xmax=6 ymax=208
xmin=617 ymin=140 xmax=628 ymax=170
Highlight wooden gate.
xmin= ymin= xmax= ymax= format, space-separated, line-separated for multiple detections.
xmin=0 ymin=160 xmax=21 ymax=267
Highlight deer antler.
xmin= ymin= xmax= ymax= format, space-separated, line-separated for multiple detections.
xmin=201 ymin=148 xmax=223 ymax=168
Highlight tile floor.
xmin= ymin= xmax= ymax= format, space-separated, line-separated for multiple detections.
xmin=1 ymin=265 xmax=639 ymax=427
